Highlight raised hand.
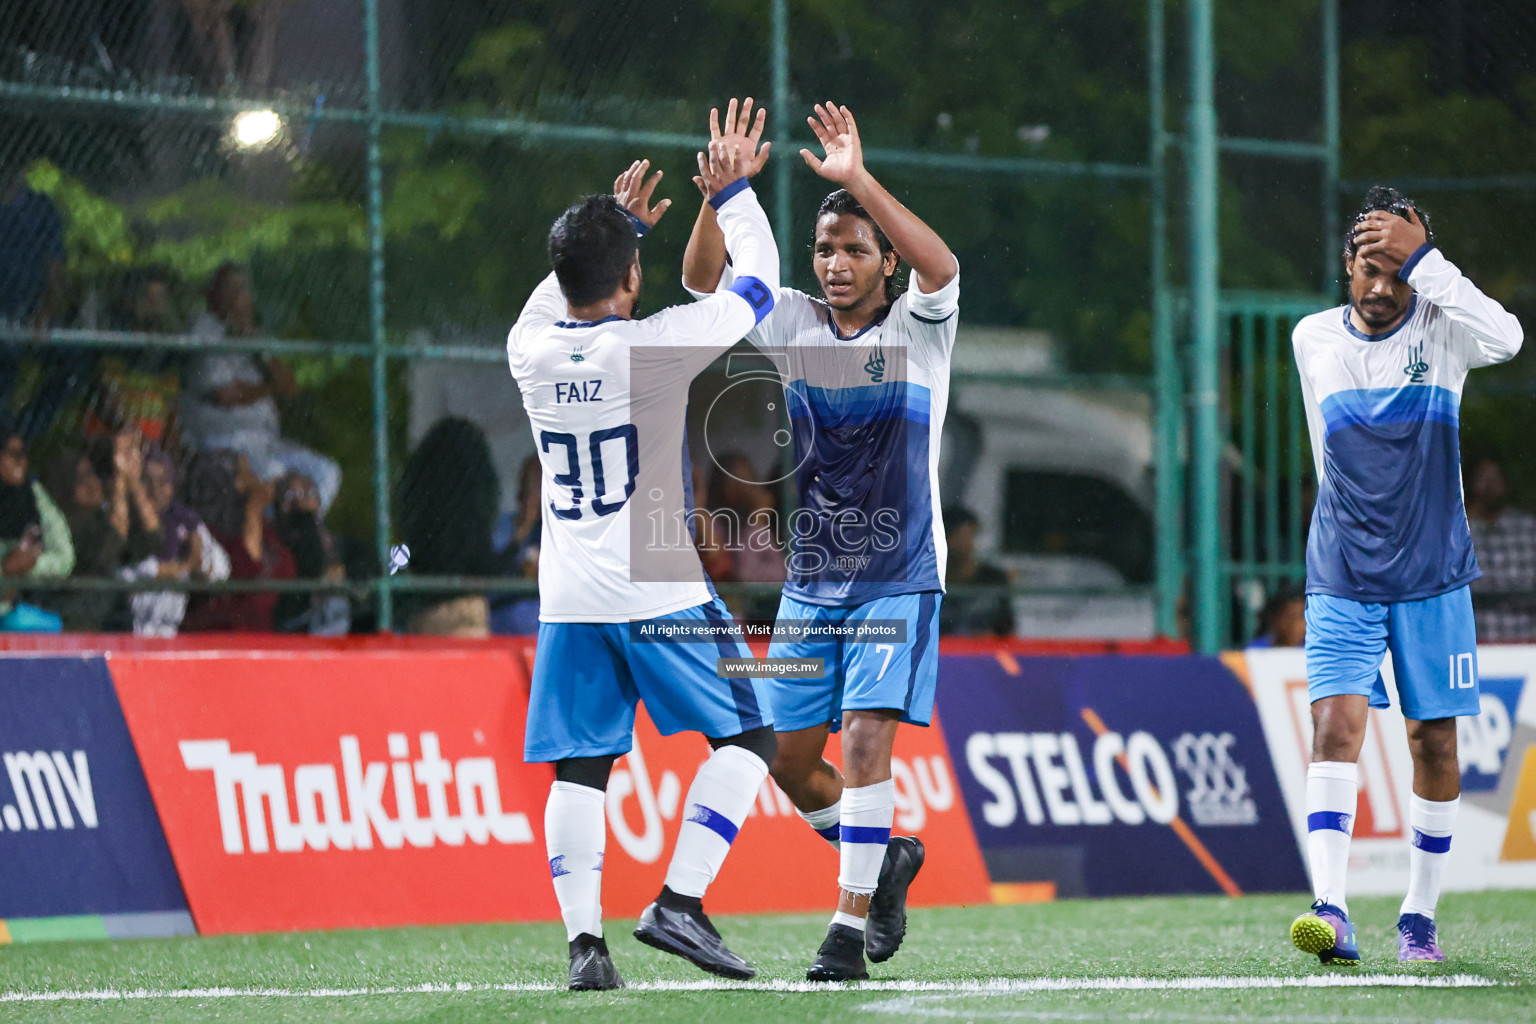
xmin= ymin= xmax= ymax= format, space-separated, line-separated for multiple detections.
xmin=694 ymin=139 xmax=742 ymax=200
xmin=613 ymin=159 xmax=672 ymax=230
xmin=801 ymin=102 xmax=867 ymax=187
xmin=1352 ymin=206 xmax=1429 ymax=270
xmin=714 ymin=98 xmax=770 ymax=176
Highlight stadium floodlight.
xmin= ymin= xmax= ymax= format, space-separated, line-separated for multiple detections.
xmin=231 ymin=109 xmax=283 ymax=150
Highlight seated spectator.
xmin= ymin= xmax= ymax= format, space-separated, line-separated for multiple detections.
xmin=180 ymin=448 xmax=296 ymax=632
xmin=691 ymin=463 xmax=733 ymax=584
xmin=121 ymin=446 xmax=231 ymax=637
xmin=0 ymin=155 xmax=76 ymax=442
xmin=489 ymin=454 xmax=542 ymax=635
xmin=180 ymin=263 xmax=341 ymax=514
xmin=1466 ymin=451 xmax=1536 ymax=642
xmin=709 ymin=452 xmax=785 ymax=623
xmin=711 ymin=452 xmax=786 ymax=585
xmin=272 ymin=470 xmax=350 ymax=635
xmin=938 ymin=505 xmax=1013 ymax=637
xmin=85 ymin=266 xmax=186 ymax=448
xmin=0 ymin=417 xmax=74 ymax=629
xmin=395 ymin=417 xmax=513 ymax=636
xmin=43 ymin=431 xmax=164 ymax=630
xmin=507 ymin=454 xmax=543 ymax=576
xmin=1248 ymin=586 xmax=1306 ymax=648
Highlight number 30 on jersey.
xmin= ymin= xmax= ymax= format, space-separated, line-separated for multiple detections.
xmin=541 ymin=425 xmax=639 ymax=520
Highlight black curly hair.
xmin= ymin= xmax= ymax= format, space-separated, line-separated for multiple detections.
xmin=1344 ymin=185 xmax=1435 ymax=260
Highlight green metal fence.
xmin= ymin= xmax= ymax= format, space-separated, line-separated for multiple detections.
xmin=2 ymin=0 xmax=1533 ymax=647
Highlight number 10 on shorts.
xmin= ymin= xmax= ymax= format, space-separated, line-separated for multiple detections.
xmin=1449 ymin=652 xmax=1476 ymax=689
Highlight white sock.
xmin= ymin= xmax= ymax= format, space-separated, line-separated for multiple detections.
xmin=831 ymin=910 xmax=865 ymax=933
xmin=663 ymin=745 xmax=769 ymax=898
xmin=837 ymin=779 xmax=894 ymax=903
xmin=1305 ymin=761 xmax=1358 ymax=914
xmin=798 ymin=800 xmax=842 ymax=849
xmin=545 ymin=781 xmax=606 ymax=941
xmin=1401 ymin=794 xmax=1458 ymax=919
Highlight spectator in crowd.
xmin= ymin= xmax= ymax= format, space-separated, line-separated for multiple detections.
xmin=489 ymin=454 xmax=543 ymax=635
xmin=180 ymin=448 xmax=295 ymax=632
xmin=395 ymin=416 xmax=512 ymax=636
xmin=43 ymin=431 xmax=164 ymax=630
xmin=272 ymin=470 xmax=350 ymax=635
xmin=507 ymin=454 xmax=543 ymax=577
xmin=1248 ymin=585 xmax=1307 ymax=648
xmin=88 ymin=266 xmax=186 ymax=448
xmin=0 ymin=417 xmax=74 ymax=630
xmin=121 ymin=446 xmax=230 ymax=637
xmin=710 ymin=451 xmax=785 ymax=624
xmin=691 ymin=462 xmax=733 ymax=584
xmin=0 ymin=154 xmax=81 ymax=442
xmin=938 ymin=505 xmax=1014 ymax=637
xmin=1465 ymin=451 xmax=1536 ymax=641
xmin=180 ymin=263 xmax=341 ymax=513
xmin=711 ymin=451 xmax=786 ymax=585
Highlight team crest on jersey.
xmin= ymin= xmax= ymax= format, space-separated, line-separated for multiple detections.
xmin=1403 ymin=342 xmax=1428 ymax=383
xmin=864 ymin=349 xmax=885 ymax=383
xmin=570 ymin=346 xmax=585 ymax=363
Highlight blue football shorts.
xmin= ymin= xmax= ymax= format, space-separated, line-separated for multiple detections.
xmin=1304 ymin=585 xmax=1480 ymax=721
xmin=523 ymin=596 xmax=772 ymax=763
xmin=764 ymin=591 xmax=941 ymax=733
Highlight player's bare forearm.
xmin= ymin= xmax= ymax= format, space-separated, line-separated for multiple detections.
xmin=682 ymin=200 xmax=726 ymax=295
xmin=841 ymin=169 xmax=957 ymax=292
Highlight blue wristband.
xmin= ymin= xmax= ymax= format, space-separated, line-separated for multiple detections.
xmin=1397 ymin=242 xmax=1433 ymax=282
xmin=624 ymin=211 xmax=650 ymax=238
xmin=708 ymin=178 xmax=751 ymax=209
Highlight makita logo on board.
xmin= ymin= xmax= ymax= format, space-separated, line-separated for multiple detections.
xmin=0 ymin=750 xmax=97 ymax=833
xmin=179 ymin=732 xmax=532 ymax=854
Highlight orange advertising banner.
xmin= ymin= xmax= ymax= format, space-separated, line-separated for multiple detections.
xmin=598 ymin=705 xmax=993 ymax=917
xmin=108 ymin=651 xmax=559 ymax=934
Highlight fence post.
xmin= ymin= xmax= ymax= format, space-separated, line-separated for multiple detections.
xmin=771 ymin=0 xmax=793 ymax=280
xmin=1322 ymin=0 xmax=1341 ymax=296
xmin=364 ymin=0 xmax=394 ymax=630
xmin=1149 ymin=0 xmax=1182 ymax=640
xmin=1187 ymin=0 xmax=1221 ymax=653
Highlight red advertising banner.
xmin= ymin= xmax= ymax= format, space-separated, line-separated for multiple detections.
xmin=108 ymin=651 xmax=557 ymax=934
xmin=599 ymin=705 xmax=993 ymax=917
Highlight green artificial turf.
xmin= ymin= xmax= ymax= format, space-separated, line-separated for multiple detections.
xmin=0 ymin=891 xmax=1531 ymax=1023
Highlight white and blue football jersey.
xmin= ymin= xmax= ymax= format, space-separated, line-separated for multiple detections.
xmin=1293 ymin=244 xmax=1523 ymax=603
xmin=506 ymin=182 xmax=778 ymax=622
xmin=701 ymin=264 xmax=960 ymax=607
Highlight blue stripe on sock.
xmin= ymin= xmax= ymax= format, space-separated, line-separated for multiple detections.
xmin=687 ymin=804 xmax=739 ymax=844
xmin=840 ymin=824 xmax=892 ymax=845
xmin=815 ymin=825 xmax=841 ymax=844
xmin=549 ymin=855 xmax=570 ymax=878
xmin=594 ymin=852 xmax=604 ymax=871
xmin=1412 ymin=830 xmax=1452 ymax=854
xmin=1307 ymin=811 xmax=1353 ymax=834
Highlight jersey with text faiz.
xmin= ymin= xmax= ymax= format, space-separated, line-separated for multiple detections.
xmin=1293 ymin=244 xmax=1523 ymax=604
xmin=708 ymin=266 xmax=959 ymax=607
xmin=506 ymin=182 xmax=777 ymax=622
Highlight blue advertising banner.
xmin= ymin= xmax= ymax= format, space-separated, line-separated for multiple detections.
xmin=936 ymin=654 xmax=1307 ymax=897
xmin=0 ymin=656 xmax=189 ymax=923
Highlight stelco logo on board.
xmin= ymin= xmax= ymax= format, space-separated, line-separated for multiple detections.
xmin=179 ymin=732 xmax=533 ymax=855
xmin=963 ymin=728 xmax=1258 ymax=829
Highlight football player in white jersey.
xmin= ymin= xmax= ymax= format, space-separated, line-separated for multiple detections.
xmin=683 ymin=100 xmax=959 ymax=980
xmin=508 ymin=121 xmax=779 ymax=989
xmin=1287 ymin=187 xmax=1522 ymax=965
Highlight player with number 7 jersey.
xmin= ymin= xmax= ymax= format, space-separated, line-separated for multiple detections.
xmin=506 ymin=131 xmax=780 ymax=990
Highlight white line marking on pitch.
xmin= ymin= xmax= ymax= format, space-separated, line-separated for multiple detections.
xmin=0 ymin=974 xmax=1504 ymax=1003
